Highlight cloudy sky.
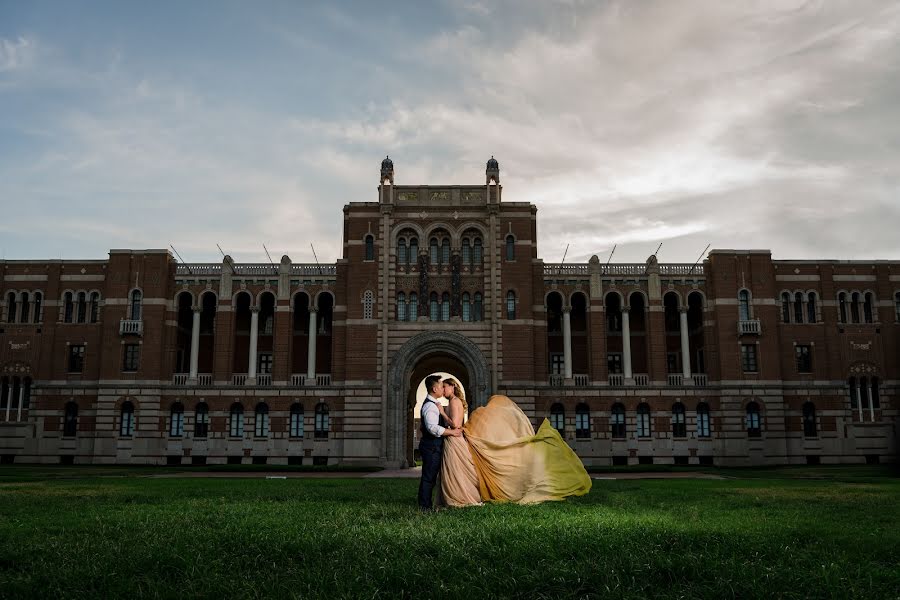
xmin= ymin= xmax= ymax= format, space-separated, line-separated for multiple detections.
xmin=1 ymin=1 xmax=898 ymax=265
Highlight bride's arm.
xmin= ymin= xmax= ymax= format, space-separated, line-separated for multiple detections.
xmin=448 ymin=397 xmax=464 ymax=429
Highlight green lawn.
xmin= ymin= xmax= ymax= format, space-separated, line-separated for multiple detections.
xmin=0 ymin=466 xmax=898 ymax=599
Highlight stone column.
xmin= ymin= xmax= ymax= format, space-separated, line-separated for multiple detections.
xmin=247 ymin=306 xmax=259 ymax=384
xmin=869 ymin=379 xmax=877 ymax=422
xmin=679 ymin=307 xmax=692 ymax=379
xmin=16 ymin=382 xmax=24 ymax=421
xmin=3 ymin=380 xmax=10 ymax=421
xmin=189 ymin=307 xmax=201 ymax=383
xmin=856 ymin=379 xmax=864 ymax=422
xmin=622 ymin=306 xmax=633 ymax=379
xmin=562 ymin=307 xmax=573 ymax=380
xmin=307 ymin=308 xmax=318 ymax=380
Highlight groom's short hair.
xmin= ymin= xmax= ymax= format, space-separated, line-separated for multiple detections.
xmin=424 ymin=375 xmax=442 ymax=393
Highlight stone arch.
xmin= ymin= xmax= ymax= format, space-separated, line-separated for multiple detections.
xmin=386 ymin=331 xmax=490 ymax=468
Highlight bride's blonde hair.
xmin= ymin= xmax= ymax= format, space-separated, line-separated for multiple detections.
xmin=442 ymin=377 xmax=467 ymax=414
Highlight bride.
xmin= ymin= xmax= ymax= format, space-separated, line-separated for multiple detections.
xmin=435 ymin=377 xmax=591 ymax=508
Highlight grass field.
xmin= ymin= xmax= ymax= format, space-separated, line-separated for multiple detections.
xmin=0 ymin=466 xmax=898 ymax=599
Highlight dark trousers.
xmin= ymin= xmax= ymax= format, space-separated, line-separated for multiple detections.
xmin=417 ymin=438 xmax=443 ymax=510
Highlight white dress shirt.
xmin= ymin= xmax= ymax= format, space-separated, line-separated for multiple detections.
xmin=421 ymin=394 xmax=446 ymax=437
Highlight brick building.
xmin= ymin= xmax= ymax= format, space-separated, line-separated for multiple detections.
xmin=1 ymin=157 xmax=897 ymax=467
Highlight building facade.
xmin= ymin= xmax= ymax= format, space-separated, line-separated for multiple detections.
xmin=1 ymin=157 xmax=897 ymax=467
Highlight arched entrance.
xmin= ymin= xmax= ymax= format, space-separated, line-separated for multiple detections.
xmin=386 ymin=331 xmax=490 ymax=468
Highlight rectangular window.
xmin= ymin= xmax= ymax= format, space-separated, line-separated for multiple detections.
xmin=607 ymin=353 xmax=622 ymax=374
xmin=123 ymin=344 xmax=140 ymax=372
xmin=290 ymin=411 xmax=304 ymax=438
xmin=666 ymin=353 xmax=679 ymax=374
xmin=795 ymin=345 xmax=812 ymax=373
xmin=741 ymin=344 xmax=758 ymax=372
xmin=68 ymin=345 xmax=85 ymax=373
xmin=549 ymin=353 xmax=564 ymax=375
xmin=258 ymin=353 xmax=273 ymax=374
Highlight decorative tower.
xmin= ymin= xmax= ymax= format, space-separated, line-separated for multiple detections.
xmin=379 ymin=155 xmax=394 ymax=204
xmin=486 ymin=155 xmax=499 ymax=184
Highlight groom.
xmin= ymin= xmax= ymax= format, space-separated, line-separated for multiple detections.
xmin=417 ymin=374 xmax=462 ymax=511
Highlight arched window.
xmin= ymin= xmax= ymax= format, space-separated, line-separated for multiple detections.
xmin=863 ymin=292 xmax=874 ymax=323
xmin=672 ymin=402 xmax=686 ymax=437
xmin=170 ymin=402 xmax=184 ymax=437
xmin=473 ymin=238 xmax=483 ymax=266
xmin=575 ymin=403 xmax=590 ymax=439
xmin=429 ymin=292 xmax=439 ymax=321
xmin=229 ymin=403 xmax=244 ymax=437
xmin=506 ymin=235 xmax=515 ymax=261
xmin=397 ymin=238 xmax=407 ymax=266
xmin=611 ymin=403 xmax=626 ymax=438
xmin=850 ymin=292 xmax=861 ymax=324
xmin=550 ymin=403 xmax=564 ymax=433
xmin=76 ymin=292 xmax=87 ymax=323
xmin=802 ymin=401 xmax=816 ymax=437
xmin=738 ymin=290 xmax=751 ymax=321
xmin=33 ymin=292 xmax=42 ymax=323
xmin=441 ymin=292 xmax=450 ymax=321
xmin=89 ymin=292 xmax=100 ymax=323
xmin=462 ymin=293 xmax=471 ymax=322
xmin=130 ymin=290 xmax=143 ymax=320
xmin=441 ymin=238 xmax=450 ymax=265
xmin=120 ymin=401 xmax=135 ymax=437
xmin=697 ymin=402 xmax=711 ymax=438
xmin=473 ymin=292 xmax=483 ymax=322
xmin=364 ymin=235 xmax=374 ymax=261
xmin=807 ymin=292 xmax=817 ymax=324
xmin=290 ymin=403 xmax=304 ymax=438
xmin=408 ymin=292 xmax=418 ymax=321
xmin=255 ymin=403 xmax=270 ymax=437
xmin=506 ymin=291 xmax=516 ymax=320
xmin=409 ymin=238 xmax=418 ymax=265
xmin=315 ymin=402 xmax=329 ymax=438
xmin=746 ymin=402 xmax=761 ymax=437
xmin=19 ymin=292 xmax=30 ymax=323
xmin=5 ymin=292 xmax=16 ymax=323
xmin=794 ymin=292 xmax=804 ymax=324
xmin=64 ymin=292 xmax=74 ymax=323
xmin=397 ymin=292 xmax=406 ymax=321
xmin=636 ymin=403 xmax=651 ymax=438
xmin=781 ymin=292 xmax=791 ymax=323
xmin=363 ymin=290 xmax=374 ymax=320
xmin=195 ymin=402 xmax=209 ymax=437
xmin=63 ymin=401 xmax=78 ymax=437
xmin=430 ymin=238 xmax=439 ymax=266
xmin=872 ymin=377 xmax=881 ymax=409
xmin=838 ymin=292 xmax=848 ymax=324
xmin=462 ymin=238 xmax=471 ymax=264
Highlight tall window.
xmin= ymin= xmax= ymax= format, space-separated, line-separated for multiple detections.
xmin=397 ymin=238 xmax=407 ymax=265
xmin=607 ymin=353 xmax=623 ymax=374
xmin=315 ymin=403 xmax=329 ymax=438
xmin=170 ymin=403 xmax=184 ymax=436
xmin=120 ymin=401 xmax=134 ymax=437
xmin=33 ymin=292 xmax=42 ymax=323
xmin=430 ymin=238 xmax=439 ymax=266
xmin=5 ymin=292 xmax=16 ymax=323
xmin=794 ymin=292 xmax=804 ymax=324
xmin=229 ymin=403 xmax=244 ymax=437
xmin=64 ymin=292 xmax=74 ymax=323
xmin=807 ymin=292 xmax=817 ymax=324
xmin=63 ymin=401 xmax=78 ymax=437
xmin=575 ymin=403 xmax=590 ymax=438
xmin=850 ymin=292 xmax=860 ymax=323
xmin=462 ymin=293 xmax=471 ymax=322
xmin=441 ymin=292 xmax=450 ymax=321
xmin=549 ymin=353 xmax=564 ymax=375
xmin=364 ymin=235 xmax=374 ymax=261
xmin=290 ymin=403 xmax=304 ymax=438
xmin=462 ymin=238 xmax=471 ymax=264
xmin=550 ymin=403 xmax=564 ymax=433
xmin=76 ymin=292 xmax=87 ymax=323
xmin=195 ymin=403 xmax=209 ymax=437
xmin=738 ymin=290 xmax=751 ymax=320
xmin=697 ymin=402 xmax=711 ymax=438
xmin=864 ymin=292 xmax=874 ymax=323
xmin=802 ymin=401 xmax=817 ymax=437
xmin=255 ymin=403 xmax=270 ymax=437
xmin=130 ymin=290 xmax=143 ymax=320
xmin=672 ymin=402 xmax=686 ymax=437
xmin=68 ymin=344 xmax=86 ymax=373
xmin=795 ymin=345 xmax=812 ymax=373
xmin=636 ymin=403 xmax=651 ymax=438
xmin=506 ymin=235 xmax=515 ymax=261
xmin=741 ymin=344 xmax=758 ymax=372
xmin=408 ymin=292 xmax=418 ymax=321
xmin=781 ymin=292 xmax=791 ymax=323
xmin=838 ymin=292 xmax=848 ymax=324
xmin=611 ymin=403 xmax=626 ymax=438
xmin=429 ymin=292 xmax=439 ymax=321
xmin=19 ymin=292 xmax=30 ymax=323
xmin=473 ymin=293 xmax=483 ymax=322
xmin=363 ymin=290 xmax=374 ymax=320
xmin=409 ymin=238 xmax=418 ymax=264
xmin=89 ymin=292 xmax=100 ymax=323
xmin=123 ymin=344 xmax=140 ymax=372
xmin=506 ymin=291 xmax=516 ymax=320
xmin=257 ymin=353 xmax=273 ymax=374
xmin=746 ymin=402 xmax=761 ymax=437
xmin=397 ymin=292 xmax=406 ymax=321
xmin=473 ymin=238 xmax=483 ymax=266
xmin=441 ymin=238 xmax=450 ymax=265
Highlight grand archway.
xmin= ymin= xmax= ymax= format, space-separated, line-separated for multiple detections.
xmin=386 ymin=331 xmax=490 ymax=467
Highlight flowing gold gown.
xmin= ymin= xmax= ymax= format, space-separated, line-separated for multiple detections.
xmin=438 ymin=394 xmax=592 ymax=506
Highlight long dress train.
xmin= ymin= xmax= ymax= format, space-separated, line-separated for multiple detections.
xmin=438 ymin=394 xmax=591 ymax=506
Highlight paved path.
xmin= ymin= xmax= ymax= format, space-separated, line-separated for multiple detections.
xmin=150 ymin=469 xmax=724 ymax=480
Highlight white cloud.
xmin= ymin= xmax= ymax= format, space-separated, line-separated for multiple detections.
xmin=0 ymin=36 xmax=36 ymax=72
